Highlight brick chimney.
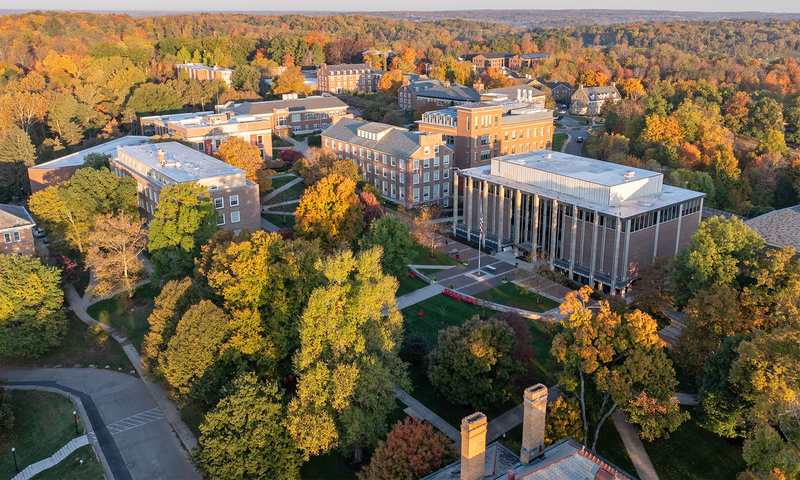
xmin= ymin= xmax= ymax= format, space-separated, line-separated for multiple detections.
xmin=520 ymin=384 xmax=548 ymax=463
xmin=460 ymin=412 xmax=487 ymax=480
xmin=157 ymin=148 xmax=166 ymax=165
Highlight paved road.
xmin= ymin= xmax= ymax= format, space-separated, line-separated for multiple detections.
xmin=556 ymin=116 xmax=591 ymax=157
xmin=1 ymin=369 xmax=200 ymax=480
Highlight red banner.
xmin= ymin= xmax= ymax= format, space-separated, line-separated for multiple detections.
xmin=204 ymin=139 xmax=213 ymax=155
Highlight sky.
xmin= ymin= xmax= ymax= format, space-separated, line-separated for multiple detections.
xmin=7 ymin=0 xmax=800 ymax=14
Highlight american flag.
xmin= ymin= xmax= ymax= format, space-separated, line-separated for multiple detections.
xmin=479 ymin=208 xmax=484 ymax=238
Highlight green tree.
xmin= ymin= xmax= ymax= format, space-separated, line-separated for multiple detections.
xmin=163 ymin=300 xmax=230 ymax=395
xmin=0 ymin=127 xmax=36 ymax=201
xmin=697 ymin=335 xmax=751 ymax=438
xmin=294 ymin=173 xmax=364 ymax=251
xmin=357 ymin=417 xmax=457 ymax=480
xmin=286 ymin=247 xmax=408 ymax=461
xmin=428 ymin=316 xmax=520 ymax=410
xmin=545 ymin=396 xmax=584 ymax=446
xmin=755 ymin=129 xmax=789 ymax=156
xmin=551 ymin=287 xmax=687 ymax=449
xmin=147 ymin=182 xmax=219 ymax=282
xmin=0 ymin=255 xmax=66 ymax=357
xmin=231 ymin=65 xmax=262 ymax=92
xmin=127 ymin=83 xmax=182 ymax=115
xmin=192 ymin=373 xmax=302 ymax=480
xmin=83 ymin=152 xmax=111 ymax=170
xmin=359 ymin=214 xmax=413 ymax=278
xmin=784 ymin=92 xmax=800 ymax=144
xmin=740 ymin=425 xmax=800 ymax=480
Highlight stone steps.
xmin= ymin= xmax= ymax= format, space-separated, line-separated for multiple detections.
xmin=13 ymin=435 xmax=89 ymax=480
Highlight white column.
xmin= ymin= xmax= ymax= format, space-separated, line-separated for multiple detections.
xmin=452 ymin=172 xmax=459 ymax=236
xmin=589 ymin=211 xmax=599 ymax=289
xmin=532 ymin=195 xmax=540 ymax=251
xmin=497 ymin=185 xmax=505 ymax=246
xmin=622 ymin=219 xmax=631 ymax=285
xmin=569 ymin=205 xmax=578 ymax=279
xmin=652 ymin=209 xmax=661 ymax=261
xmin=482 ymin=180 xmax=489 ymax=249
xmin=513 ymin=189 xmax=522 ymax=251
xmin=466 ymin=176 xmax=473 ymax=243
xmin=611 ymin=218 xmax=622 ymax=295
xmin=675 ymin=203 xmax=684 ymax=255
xmin=549 ymin=200 xmax=558 ymax=269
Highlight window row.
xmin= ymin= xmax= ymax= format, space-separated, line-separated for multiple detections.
xmin=217 ymin=211 xmax=241 ymax=225
xmin=213 ymin=195 xmax=240 ymax=209
xmin=3 ymin=231 xmax=21 ymax=243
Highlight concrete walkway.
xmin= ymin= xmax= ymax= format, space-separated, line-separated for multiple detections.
xmin=262 ymin=176 xmax=303 ymax=203
xmin=612 ymin=411 xmax=660 ymax=480
xmin=393 ymin=388 xmax=461 ymax=445
xmin=261 ymin=217 xmax=280 ymax=232
xmin=396 ymin=284 xmax=445 ymax=309
xmin=12 ymin=435 xmax=89 ymax=480
xmin=657 ymin=311 xmax=686 ymax=349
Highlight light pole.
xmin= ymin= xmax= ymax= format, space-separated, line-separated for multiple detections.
xmin=73 ymin=410 xmax=79 ymax=436
xmin=12 ymin=447 xmax=18 ymax=473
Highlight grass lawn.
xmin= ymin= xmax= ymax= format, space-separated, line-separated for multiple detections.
xmin=396 ymin=274 xmax=429 ymax=297
xmin=73 ymin=267 xmax=91 ymax=297
xmin=552 ymin=133 xmax=568 ymax=151
xmin=417 ymin=267 xmax=447 ymax=276
xmin=0 ymin=390 xmax=86 ymax=479
xmin=262 ymin=213 xmax=295 ymax=229
xmin=272 ymin=136 xmax=293 ymax=147
xmin=179 ymin=401 xmax=207 ymax=439
xmin=31 ymin=444 xmax=103 ymax=480
xmin=401 ymin=294 xmax=484 ymax=344
xmin=474 ymin=283 xmax=560 ymax=313
xmin=409 ymin=243 xmax=463 ymax=267
xmin=645 ymin=408 xmax=746 ymax=480
xmin=0 ymin=312 xmax=132 ymax=371
xmin=275 ymin=181 xmax=307 ymax=202
xmin=86 ymin=282 xmax=160 ymax=353
xmin=269 ymin=175 xmax=297 ymax=191
xmin=594 ymin=418 xmax=637 ymax=477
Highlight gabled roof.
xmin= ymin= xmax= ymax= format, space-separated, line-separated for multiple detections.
xmin=745 ymin=205 xmax=800 ymax=252
xmin=0 ymin=204 xmax=35 ymax=231
xmin=231 ymin=96 xmax=348 ymax=115
xmin=476 ymin=53 xmax=511 ymax=59
xmin=322 ymin=118 xmax=429 ymax=158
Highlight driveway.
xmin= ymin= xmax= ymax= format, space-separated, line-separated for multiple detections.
xmin=556 ymin=115 xmax=591 ymax=157
xmin=1 ymin=368 xmax=199 ymax=480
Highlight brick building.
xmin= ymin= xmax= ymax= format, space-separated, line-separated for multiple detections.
xmin=532 ymin=79 xmax=574 ymax=105
xmin=507 ymin=53 xmax=551 ymax=71
xmin=175 ymin=63 xmax=234 ymax=86
xmin=317 ymin=63 xmax=382 ymax=94
xmin=27 ymin=136 xmax=151 ymax=194
xmin=152 ymin=112 xmax=273 ymax=160
xmin=400 ymin=81 xmax=546 ymax=112
xmin=0 ymin=204 xmax=36 ymax=256
xmin=220 ymin=96 xmax=349 ymax=136
xmin=471 ymin=53 xmax=509 ymax=71
xmin=322 ymin=117 xmax=453 ymax=208
xmin=453 ymin=150 xmax=704 ymax=295
xmin=111 ymin=142 xmax=261 ymax=233
xmin=417 ymin=96 xmax=553 ymax=170
xmin=571 ymin=83 xmax=621 ymax=116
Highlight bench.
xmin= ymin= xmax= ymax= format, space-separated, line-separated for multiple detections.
xmin=484 ymin=265 xmax=497 ymax=272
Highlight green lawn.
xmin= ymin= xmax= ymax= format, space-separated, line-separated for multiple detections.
xmin=417 ymin=267 xmax=446 ymax=276
xmin=262 ymin=213 xmax=296 ymax=229
xmin=86 ymin=282 xmax=160 ymax=353
xmin=396 ymin=274 xmax=429 ymax=297
xmin=401 ymin=294 xmax=484 ymax=344
xmin=275 ymin=181 xmax=307 ymax=202
xmin=409 ymin=243 xmax=463 ymax=267
xmin=31 ymin=445 xmax=103 ymax=480
xmin=594 ymin=418 xmax=638 ymax=477
xmin=269 ymin=175 xmax=297 ymax=191
xmin=474 ymin=283 xmax=560 ymax=313
xmin=73 ymin=267 xmax=91 ymax=298
xmin=645 ymin=408 xmax=746 ymax=480
xmin=0 ymin=391 xmax=86 ymax=479
xmin=552 ymin=133 xmax=568 ymax=151
xmin=0 ymin=312 xmax=132 ymax=371
xmin=272 ymin=136 xmax=293 ymax=147
xmin=180 ymin=401 xmax=207 ymax=439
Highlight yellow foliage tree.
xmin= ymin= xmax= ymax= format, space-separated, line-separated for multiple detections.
xmin=272 ymin=66 xmax=310 ymax=96
xmin=214 ymin=136 xmax=274 ymax=193
xmin=378 ymin=70 xmax=404 ymax=98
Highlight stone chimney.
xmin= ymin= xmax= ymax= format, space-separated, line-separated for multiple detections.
xmin=460 ymin=412 xmax=487 ymax=480
xmin=473 ymin=80 xmax=484 ymax=92
xmin=520 ymin=384 xmax=548 ymax=463
xmin=443 ymin=80 xmax=451 ymax=88
xmin=157 ymin=148 xmax=166 ymax=165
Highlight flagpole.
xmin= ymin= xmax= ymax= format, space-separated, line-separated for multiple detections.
xmin=478 ymin=206 xmax=482 ymax=276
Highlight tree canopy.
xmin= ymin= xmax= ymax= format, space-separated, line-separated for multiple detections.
xmin=294 ymin=173 xmax=364 ymax=251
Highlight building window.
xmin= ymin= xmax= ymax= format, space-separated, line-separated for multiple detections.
xmin=434 ymin=184 xmax=440 ymax=198
xmin=443 ymin=155 xmax=450 ymax=166
xmin=230 ymin=195 xmax=239 ymax=207
xmin=325 ymin=138 xmax=329 ymax=147
xmin=291 ymin=114 xmax=301 ymax=122
xmin=3 ymin=233 xmax=11 ymax=243
xmin=400 ymin=175 xmax=405 ymax=184
xmin=391 ymin=171 xmax=396 ymax=180
xmin=481 ymin=151 xmax=491 ymax=161
xmin=480 ymin=135 xmax=490 ymax=146
xmin=390 ymin=156 xmax=396 ymax=166
xmin=443 ymin=169 xmax=450 ymax=179
xmin=413 ymin=174 xmax=420 ymax=184
xmin=217 ymin=213 xmax=226 ymax=225
xmin=413 ymin=188 xmax=420 ymax=200
xmin=434 ymin=157 xmax=440 ymax=167
xmin=423 ymin=158 xmax=430 ymax=168
xmin=423 ymin=172 xmax=430 ymax=182
xmin=383 ymin=168 xmax=387 ymax=178
xmin=433 ymin=170 xmax=439 ymax=181
xmin=423 ymin=186 xmax=430 ymax=200
xmin=214 ymin=198 xmax=224 ymax=209
xmin=367 ymin=150 xmax=372 ymax=159
xmin=413 ymin=160 xmax=420 ymax=170
xmin=382 ymin=154 xmax=387 ymax=164
xmin=231 ymin=211 xmax=240 ymax=223
xmin=443 ymin=183 xmax=450 ymax=195
xmin=399 ymin=158 xmax=405 ymax=170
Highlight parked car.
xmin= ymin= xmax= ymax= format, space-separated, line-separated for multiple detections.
xmin=576 ymin=136 xmax=584 ymax=143
xmin=33 ymin=227 xmax=46 ymax=238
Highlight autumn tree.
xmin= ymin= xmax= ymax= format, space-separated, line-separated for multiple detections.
xmin=286 ymin=248 xmax=408 ymax=461
xmin=377 ymin=70 xmax=404 ymax=98
xmin=87 ymin=212 xmax=147 ymax=298
xmin=294 ymin=173 xmax=364 ymax=251
xmin=630 ymin=257 xmax=674 ymax=316
xmin=411 ymin=204 xmax=442 ymax=257
xmin=357 ymin=417 xmax=457 ymax=480
xmin=0 ymin=255 xmax=66 ymax=357
xmin=127 ymin=83 xmax=182 ymax=115
xmin=545 ymin=397 xmax=584 ymax=446
xmin=359 ymin=191 xmax=383 ymax=228
xmin=480 ymin=68 xmax=514 ymax=89
xmin=214 ymin=136 xmax=274 ymax=193
xmin=551 ymin=286 xmax=687 ymax=449
xmin=294 ymin=148 xmax=361 ymax=186
xmin=0 ymin=127 xmax=36 ymax=201
xmin=192 ymin=373 xmax=303 ymax=480
xmin=359 ymin=214 xmax=413 ymax=277
xmin=272 ymin=66 xmax=310 ymax=96
xmin=428 ymin=316 xmax=520 ymax=410
xmin=148 ymin=182 xmax=219 ymax=282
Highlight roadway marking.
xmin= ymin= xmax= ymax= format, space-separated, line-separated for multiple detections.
xmin=106 ymin=408 xmax=165 ymax=436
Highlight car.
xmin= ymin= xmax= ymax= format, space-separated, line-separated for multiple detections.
xmin=33 ymin=227 xmax=46 ymax=238
xmin=576 ymin=136 xmax=584 ymax=143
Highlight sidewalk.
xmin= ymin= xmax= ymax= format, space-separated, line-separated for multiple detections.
xmin=612 ymin=411 xmax=660 ymax=480
xmin=396 ymin=283 xmax=445 ymax=310
xmin=262 ymin=176 xmax=304 ymax=203
xmin=12 ymin=435 xmax=89 ymax=480
xmin=393 ymin=388 xmax=461 ymax=445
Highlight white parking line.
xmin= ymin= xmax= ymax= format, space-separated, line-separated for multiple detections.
xmin=106 ymin=408 xmax=165 ymax=436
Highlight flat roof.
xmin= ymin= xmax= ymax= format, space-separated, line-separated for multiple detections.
xmin=30 ymin=136 xmax=150 ymax=169
xmin=118 ymin=142 xmax=245 ymax=184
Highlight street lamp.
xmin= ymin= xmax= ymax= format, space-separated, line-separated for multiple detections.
xmin=12 ymin=447 xmax=18 ymax=473
xmin=73 ymin=411 xmax=79 ymax=436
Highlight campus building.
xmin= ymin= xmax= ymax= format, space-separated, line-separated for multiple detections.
xmin=321 ymin=117 xmax=453 ymax=208
xmin=151 ymin=112 xmax=273 ymax=160
xmin=570 ymin=83 xmax=622 ymax=116
xmin=175 ymin=63 xmax=234 ymax=86
xmin=453 ymin=151 xmax=705 ymax=295
xmin=317 ymin=63 xmax=383 ymax=93
xmin=423 ymin=385 xmax=634 ymax=480
xmin=400 ymin=81 xmax=546 ymax=112
xmin=220 ymin=95 xmax=349 ymax=136
xmin=418 ymin=96 xmax=553 ymax=170
xmin=0 ymin=204 xmax=36 ymax=256
xmin=110 ymin=142 xmax=261 ymax=233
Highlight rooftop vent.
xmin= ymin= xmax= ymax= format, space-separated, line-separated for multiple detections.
xmin=544 ymin=153 xmax=552 ymax=159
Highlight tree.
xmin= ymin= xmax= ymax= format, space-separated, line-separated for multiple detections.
xmin=141 ymin=278 xmax=203 ymax=379
xmin=551 ymin=286 xmax=687 ymax=449
xmin=0 ymin=378 xmax=13 ymax=432
xmin=214 ymin=136 xmax=273 ymax=193
xmin=359 ymin=214 xmax=413 ymax=278
xmin=481 ymin=68 xmax=515 ymax=89
xmin=0 ymin=255 xmax=66 ymax=357
xmin=377 ymin=70 xmax=404 ymax=98
xmin=359 ymin=192 xmax=383 ymax=228
xmin=86 ymin=212 xmax=147 ymax=299
xmin=357 ymin=417 xmax=457 ymax=480
xmin=271 ymin=66 xmax=310 ymax=96
xmin=286 ymin=248 xmax=408 ymax=461
xmin=192 ymin=373 xmax=302 ymax=480
xmin=148 ymin=182 xmax=219 ymax=282
xmin=428 ymin=316 xmax=520 ymax=410
xmin=630 ymin=257 xmax=673 ymax=316
xmin=83 ymin=152 xmax=111 ymax=170
xmin=545 ymin=397 xmax=584 ymax=446
xmin=697 ymin=335 xmax=751 ymax=438
xmin=163 ymin=300 xmax=230 ymax=395
xmin=411 ymin=204 xmax=442 ymax=258
xmin=231 ymin=65 xmax=262 ymax=92
xmin=294 ymin=173 xmax=364 ymax=251
xmin=0 ymin=127 xmax=36 ymax=201
xmin=295 ymin=148 xmax=361 ymax=186
xmin=126 ymin=83 xmax=182 ymax=115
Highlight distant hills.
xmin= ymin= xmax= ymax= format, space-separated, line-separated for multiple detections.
xmin=2 ymin=9 xmax=800 ymax=26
